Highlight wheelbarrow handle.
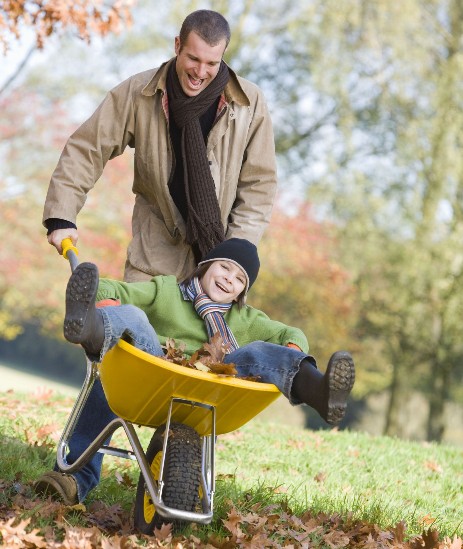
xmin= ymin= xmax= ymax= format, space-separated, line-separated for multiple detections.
xmin=62 ymin=238 xmax=79 ymax=272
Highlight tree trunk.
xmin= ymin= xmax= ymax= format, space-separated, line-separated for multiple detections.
xmin=384 ymin=350 xmax=408 ymax=437
xmin=427 ymin=361 xmax=450 ymax=441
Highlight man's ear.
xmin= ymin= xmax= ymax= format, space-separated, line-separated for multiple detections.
xmin=174 ymin=36 xmax=181 ymax=55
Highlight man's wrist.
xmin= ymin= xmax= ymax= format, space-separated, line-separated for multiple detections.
xmin=45 ymin=218 xmax=77 ymax=235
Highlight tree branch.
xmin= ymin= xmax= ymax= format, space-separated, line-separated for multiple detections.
xmin=0 ymin=45 xmax=36 ymax=97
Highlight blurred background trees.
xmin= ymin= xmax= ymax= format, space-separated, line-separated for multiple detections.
xmin=1 ymin=0 xmax=462 ymax=445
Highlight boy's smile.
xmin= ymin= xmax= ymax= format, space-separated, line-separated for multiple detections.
xmin=200 ymin=260 xmax=246 ymax=303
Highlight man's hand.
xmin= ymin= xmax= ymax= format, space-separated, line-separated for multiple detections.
xmin=47 ymin=228 xmax=79 ymax=254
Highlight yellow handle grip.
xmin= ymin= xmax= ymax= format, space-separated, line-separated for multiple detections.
xmin=62 ymin=238 xmax=78 ymax=260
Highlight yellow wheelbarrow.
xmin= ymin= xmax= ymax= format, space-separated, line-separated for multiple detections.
xmin=55 ymin=239 xmax=281 ymax=532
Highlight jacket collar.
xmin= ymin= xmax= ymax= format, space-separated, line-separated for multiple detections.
xmin=141 ymin=57 xmax=250 ymax=107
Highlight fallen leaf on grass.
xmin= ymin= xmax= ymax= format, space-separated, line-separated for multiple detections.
xmin=287 ymin=438 xmax=306 ymax=450
xmin=420 ymin=528 xmax=440 ymax=548
xmin=59 ymin=525 xmax=102 ymax=548
xmin=86 ymin=501 xmax=124 ymax=532
xmin=314 ymin=471 xmax=327 ymax=483
xmin=323 ymin=529 xmax=350 ymax=548
xmin=392 ymin=520 xmax=407 ymax=543
xmin=154 ymin=521 xmax=173 ymax=542
xmin=222 ymin=505 xmax=245 ymax=539
xmin=441 ymin=535 xmax=463 ymax=549
xmin=115 ymin=470 xmax=136 ymax=488
xmin=0 ymin=517 xmax=48 ymax=548
xmin=362 ymin=533 xmax=379 ymax=549
xmin=420 ymin=514 xmax=438 ymax=527
xmin=34 ymin=423 xmax=62 ymax=443
xmin=425 ymin=460 xmax=443 ymax=473
xmin=31 ymin=387 xmax=55 ymax=401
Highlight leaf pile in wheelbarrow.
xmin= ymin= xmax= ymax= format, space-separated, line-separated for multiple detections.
xmin=162 ymin=333 xmax=261 ymax=381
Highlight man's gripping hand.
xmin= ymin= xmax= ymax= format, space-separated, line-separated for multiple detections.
xmin=48 ymin=228 xmax=79 ymax=255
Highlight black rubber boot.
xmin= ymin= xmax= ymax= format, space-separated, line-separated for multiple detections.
xmin=63 ymin=262 xmax=105 ymax=357
xmin=292 ymin=351 xmax=355 ymax=425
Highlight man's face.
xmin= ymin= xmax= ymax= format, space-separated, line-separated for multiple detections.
xmin=200 ymin=260 xmax=246 ymax=304
xmin=174 ymin=31 xmax=227 ymax=97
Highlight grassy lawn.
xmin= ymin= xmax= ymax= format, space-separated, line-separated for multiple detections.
xmin=0 ymin=389 xmax=461 ymax=546
xmin=216 ymin=422 xmax=462 ymax=536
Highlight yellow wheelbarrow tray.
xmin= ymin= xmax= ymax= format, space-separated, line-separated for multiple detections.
xmin=56 ymin=340 xmax=281 ymax=526
xmin=100 ymin=339 xmax=281 ymax=436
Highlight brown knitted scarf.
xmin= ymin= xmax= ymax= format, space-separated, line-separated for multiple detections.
xmin=167 ymin=59 xmax=230 ymax=260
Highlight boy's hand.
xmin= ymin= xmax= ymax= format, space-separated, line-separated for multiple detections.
xmin=96 ymin=299 xmax=121 ymax=308
xmin=286 ymin=343 xmax=302 ymax=351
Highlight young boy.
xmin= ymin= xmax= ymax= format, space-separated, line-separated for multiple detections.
xmin=35 ymin=238 xmax=355 ymax=505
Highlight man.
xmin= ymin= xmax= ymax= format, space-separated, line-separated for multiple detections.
xmin=43 ymin=9 xmax=277 ymax=282
xmin=36 ymin=9 xmax=278 ymax=505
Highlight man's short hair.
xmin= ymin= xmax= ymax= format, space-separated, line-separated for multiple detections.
xmin=179 ymin=10 xmax=231 ymax=49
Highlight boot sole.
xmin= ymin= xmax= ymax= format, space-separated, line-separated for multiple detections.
xmin=64 ymin=263 xmax=99 ymax=344
xmin=326 ymin=351 xmax=355 ymax=425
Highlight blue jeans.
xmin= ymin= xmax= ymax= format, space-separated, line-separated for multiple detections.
xmin=59 ymin=305 xmax=314 ymax=501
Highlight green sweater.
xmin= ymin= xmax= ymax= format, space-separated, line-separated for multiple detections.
xmin=97 ymin=275 xmax=309 ymax=356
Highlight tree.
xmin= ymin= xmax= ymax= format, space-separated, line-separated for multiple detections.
xmin=0 ymin=0 xmax=133 ymax=95
xmin=215 ymin=0 xmax=463 ymax=440
xmin=0 ymin=0 xmax=135 ymax=338
xmin=0 ymin=89 xmax=134 ymax=339
xmin=293 ymin=0 xmax=463 ymax=441
xmin=0 ymin=0 xmax=133 ymax=51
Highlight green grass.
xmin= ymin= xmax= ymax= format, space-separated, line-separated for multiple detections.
xmin=0 ymin=390 xmax=462 ymax=542
xmin=215 ymin=422 xmax=463 ymax=537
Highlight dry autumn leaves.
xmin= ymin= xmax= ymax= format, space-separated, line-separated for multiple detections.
xmin=0 ymin=498 xmax=461 ymax=548
xmin=162 ymin=333 xmax=260 ymax=381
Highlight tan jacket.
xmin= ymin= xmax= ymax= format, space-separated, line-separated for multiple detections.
xmin=43 ymin=59 xmax=277 ymax=281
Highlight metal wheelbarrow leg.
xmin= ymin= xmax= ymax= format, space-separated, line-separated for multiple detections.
xmin=56 ymin=357 xmax=215 ymax=526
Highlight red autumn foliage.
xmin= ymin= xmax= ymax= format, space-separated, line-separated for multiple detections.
xmin=250 ymin=201 xmax=358 ymax=364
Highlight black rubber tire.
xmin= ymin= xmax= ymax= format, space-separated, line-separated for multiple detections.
xmin=134 ymin=422 xmax=202 ymax=533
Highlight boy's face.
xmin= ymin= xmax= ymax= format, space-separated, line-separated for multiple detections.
xmin=200 ymin=260 xmax=246 ymax=303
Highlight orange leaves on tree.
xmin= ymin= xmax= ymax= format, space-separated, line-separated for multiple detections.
xmin=0 ymin=0 xmax=134 ymax=52
xmin=0 ymin=88 xmax=133 ymax=336
xmin=0 ymin=91 xmax=77 ymax=337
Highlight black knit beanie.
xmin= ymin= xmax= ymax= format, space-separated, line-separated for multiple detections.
xmin=198 ymin=238 xmax=260 ymax=293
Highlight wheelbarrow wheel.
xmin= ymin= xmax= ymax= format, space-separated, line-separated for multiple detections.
xmin=134 ymin=422 xmax=202 ymax=533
